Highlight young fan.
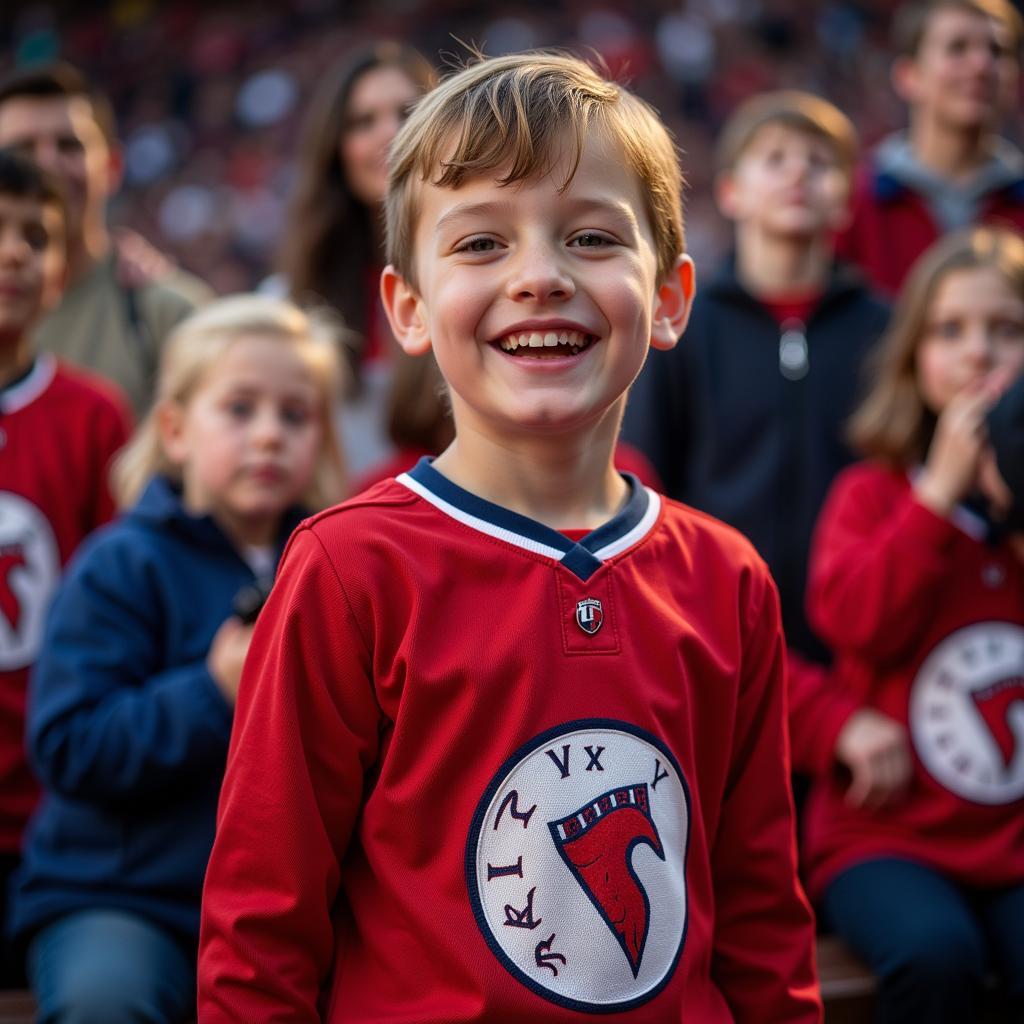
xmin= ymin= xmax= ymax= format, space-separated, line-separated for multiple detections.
xmin=804 ymin=227 xmax=1024 ymax=1022
xmin=7 ymin=296 xmax=344 ymax=1021
xmin=198 ymin=52 xmax=820 ymax=1023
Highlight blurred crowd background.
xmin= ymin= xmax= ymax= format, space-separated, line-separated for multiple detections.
xmin=2 ymin=0 xmax=989 ymax=296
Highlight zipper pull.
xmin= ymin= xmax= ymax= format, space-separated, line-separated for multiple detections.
xmin=778 ymin=318 xmax=809 ymax=380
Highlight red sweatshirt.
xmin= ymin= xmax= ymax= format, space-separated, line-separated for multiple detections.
xmin=801 ymin=462 xmax=1024 ymax=900
xmin=198 ymin=461 xmax=820 ymax=1023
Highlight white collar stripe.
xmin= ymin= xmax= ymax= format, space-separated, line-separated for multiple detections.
xmin=593 ymin=488 xmax=662 ymax=560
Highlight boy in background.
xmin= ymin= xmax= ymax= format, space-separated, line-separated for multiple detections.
xmin=839 ymin=0 xmax=1024 ymax=296
xmin=623 ymin=92 xmax=899 ymax=796
xmin=199 ymin=53 xmax=820 ymax=1022
xmin=0 ymin=149 xmax=130 ymax=983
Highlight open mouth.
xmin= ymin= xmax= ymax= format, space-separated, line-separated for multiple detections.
xmin=496 ymin=329 xmax=597 ymax=358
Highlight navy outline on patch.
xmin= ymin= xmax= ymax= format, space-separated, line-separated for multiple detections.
xmin=575 ymin=597 xmax=604 ymax=635
xmin=465 ymin=719 xmax=691 ymax=1014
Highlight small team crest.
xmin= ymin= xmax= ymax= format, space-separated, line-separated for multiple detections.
xmin=575 ymin=598 xmax=603 ymax=635
xmin=910 ymin=622 xmax=1024 ymax=805
xmin=467 ymin=720 xmax=691 ymax=1013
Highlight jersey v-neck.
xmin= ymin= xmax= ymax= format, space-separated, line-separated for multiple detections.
xmin=397 ymin=456 xmax=661 ymax=582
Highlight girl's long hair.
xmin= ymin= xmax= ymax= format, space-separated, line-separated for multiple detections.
xmin=277 ymin=42 xmax=435 ymax=379
xmin=112 ymin=294 xmax=347 ymax=510
xmin=850 ymin=226 xmax=1024 ymax=467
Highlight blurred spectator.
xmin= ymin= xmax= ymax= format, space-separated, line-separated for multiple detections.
xmin=275 ymin=41 xmax=436 ymax=473
xmin=623 ymin=91 xmax=889 ymax=668
xmin=0 ymin=63 xmax=212 ymax=415
xmin=838 ymin=0 xmax=1024 ymax=295
xmin=0 ymin=150 xmax=130 ymax=988
xmin=6 ymin=295 xmax=345 ymax=1021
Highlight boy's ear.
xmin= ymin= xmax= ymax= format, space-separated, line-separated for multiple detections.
xmin=651 ymin=254 xmax=696 ymax=352
xmin=381 ymin=264 xmax=432 ymax=356
xmin=714 ymin=170 xmax=741 ymax=221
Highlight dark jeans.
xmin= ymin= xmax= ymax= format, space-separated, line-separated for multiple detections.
xmin=822 ymin=857 xmax=1024 ymax=1024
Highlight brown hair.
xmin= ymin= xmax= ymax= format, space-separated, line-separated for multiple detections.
xmin=714 ymin=90 xmax=858 ymax=177
xmin=891 ymin=0 xmax=1022 ymax=58
xmin=386 ymin=349 xmax=453 ymax=453
xmin=278 ymin=42 xmax=435 ymax=378
xmin=850 ymin=226 xmax=1024 ymax=466
xmin=386 ymin=50 xmax=686 ymax=286
xmin=0 ymin=62 xmax=117 ymax=146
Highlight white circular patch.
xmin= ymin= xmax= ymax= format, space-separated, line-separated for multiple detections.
xmin=910 ymin=622 xmax=1024 ymax=805
xmin=467 ymin=720 xmax=690 ymax=1013
xmin=0 ymin=492 xmax=60 ymax=670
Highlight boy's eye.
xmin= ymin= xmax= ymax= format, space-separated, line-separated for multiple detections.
xmin=57 ymin=135 xmax=84 ymax=156
xmin=226 ymin=400 xmax=254 ymax=419
xmin=458 ymin=237 xmax=497 ymax=253
xmin=23 ymin=225 xmax=49 ymax=251
xmin=569 ymin=233 xmax=611 ymax=248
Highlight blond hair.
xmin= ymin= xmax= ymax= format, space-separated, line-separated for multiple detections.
xmin=112 ymin=294 xmax=347 ymax=509
xmin=385 ymin=50 xmax=685 ymax=285
xmin=715 ymin=90 xmax=858 ymax=177
xmin=850 ymin=227 xmax=1024 ymax=466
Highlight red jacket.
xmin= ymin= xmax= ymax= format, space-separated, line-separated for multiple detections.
xmin=801 ymin=463 xmax=1024 ymax=900
xmin=837 ymin=163 xmax=1024 ymax=297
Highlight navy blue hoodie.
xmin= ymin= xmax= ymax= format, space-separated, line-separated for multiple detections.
xmin=8 ymin=475 xmax=304 ymax=946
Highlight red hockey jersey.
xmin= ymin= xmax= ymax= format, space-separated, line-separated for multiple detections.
xmin=198 ymin=459 xmax=820 ymax=1023
xmin=0 ymin=356 xmax=130 ymax=850
xmin=803 ymin=463 xmax=1024 ymax=900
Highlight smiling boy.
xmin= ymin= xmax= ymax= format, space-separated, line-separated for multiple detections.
xmin=198 ymin=53 xmax=820 ymax=1023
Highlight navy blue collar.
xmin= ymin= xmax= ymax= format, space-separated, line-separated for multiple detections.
xmin=398 ymin=456 xmax=661 ymax=581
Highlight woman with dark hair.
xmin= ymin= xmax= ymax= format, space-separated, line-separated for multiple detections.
xmin=276 ymin=42 xmax=436 ymax=472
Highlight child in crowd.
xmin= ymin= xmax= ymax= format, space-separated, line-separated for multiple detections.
xmin=0 ymin=150 xmax=130 ymax=986
xmin=838 ymin=0 xmax=1024 ymax=296
xmin=198 ymin=52 xmax=820 ymax=1022
xmin=623 ymin=90 xmax=889 ymax=672
xmin=7 ymin=295 xmax=345 ymax=1022
xmin=802 ymin=227 xmax=1024 ymax=1022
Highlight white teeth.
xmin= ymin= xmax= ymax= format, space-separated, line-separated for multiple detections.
xmin=498 ymin=329 xmax=594 ymax=351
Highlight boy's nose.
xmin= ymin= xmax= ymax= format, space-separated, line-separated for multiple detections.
xmin=505 ymin=248 xmax=575 ymax=303
xmin=0 ymin=229 xmax=28 ymax=267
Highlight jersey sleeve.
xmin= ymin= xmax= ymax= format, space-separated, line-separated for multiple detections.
xmin=198 ymin=525 xmax=382 ymax=1022
xmin=710 ymin=569 xmax=822 ymax=1023
xmin=28 ymin=532 xmax=232 ymax=807
xmin=806 ymin=466 xmax=960 ymax=664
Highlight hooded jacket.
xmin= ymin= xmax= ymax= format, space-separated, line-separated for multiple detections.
xmin=8 ymin=475 xmax=303 ymax=946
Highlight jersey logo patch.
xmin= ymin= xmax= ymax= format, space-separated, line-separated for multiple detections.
xmin=575 ymin=598 xmax=603 ymax=635
xmin=467 ymin=720 xmax=690 ymax=1014
xmin=0 ymin=493 xmax=60 ymax=671
xmin=910 ymin=622 xmax=1024 ymax=804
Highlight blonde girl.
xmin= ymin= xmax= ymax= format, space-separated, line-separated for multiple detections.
xmin=8 ymin=295 xmax=344 ymax=1024
xmin=802 ymin=227 xmax=1024 ymax=1024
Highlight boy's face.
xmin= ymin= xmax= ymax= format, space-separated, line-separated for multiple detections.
xmin=382 ymin=133 xmax=693 ymax=441
xmin=0 ymin=193 xmax=65 ymax=345
xmin=0 ymin=95 xmax=118 ymax=247
xmin=717 ymin=123 xmax=850 ymax=239
xmin=897 ymin=6 xmax=1018 ymax=130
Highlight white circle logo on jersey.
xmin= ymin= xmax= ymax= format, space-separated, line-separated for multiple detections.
xmin=466 ymin=719 xmax=690 ymax=1013
xmin=910 ymin=622 xmax=1024 ymax=805
xmin=0 ymin=492 xmax=60 ymax=671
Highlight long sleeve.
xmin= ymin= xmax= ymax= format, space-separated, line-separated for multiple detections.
xmin=806 ymin=465 xmax=960 ymax=665
xmin=198 ymin=526 xmax=383 ymax=1023
xmin=28 ymin=533 xmax=233 ymax=807
xmin=711 ymin=571 xmax=822 ymax=1023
